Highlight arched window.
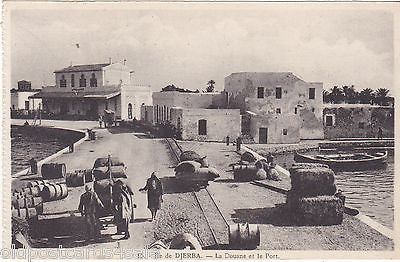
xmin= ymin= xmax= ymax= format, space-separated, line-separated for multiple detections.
xmin=79 ymin=74 xmax=86 ymax=87
xmin=198 ymin=119 xmax=207 ymax=135
xmin=128 ymin=103 xmax=132 ymax=119
xmin=90 ymin=73 xmax=97 ymax=87
xmin=60 ymin=75 xmax=67 ymax=88
xmin=71 ymin=74 xmax=75 ymax=88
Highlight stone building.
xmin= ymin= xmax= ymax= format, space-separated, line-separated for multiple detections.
xmin=169 ymin=108 xmax=240 ymax=142
xmin=10 ymin=80 xmax=42 ymax=110
xmin=225 ymin=72 xmax=324 ymax=143
xmin=151 ymin=91 xmax=227 ymax=123
xmin=141 ymin=90 xmax=239 ymax=142
xmin=323 ymin=104 xmax=394 ymax=139
xmin=30 ymin=62 xmax=152 ymax=120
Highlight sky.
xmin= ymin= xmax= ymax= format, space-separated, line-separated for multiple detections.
xmin=9 ymin=6 xmax=394 ymax=93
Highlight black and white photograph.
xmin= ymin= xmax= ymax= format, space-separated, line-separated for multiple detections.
xmin=3 ymin=2 xmax=398 ymax=259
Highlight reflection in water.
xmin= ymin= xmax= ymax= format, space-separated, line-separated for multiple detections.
xmin=272 ymin=150 xmax=394 ymax=229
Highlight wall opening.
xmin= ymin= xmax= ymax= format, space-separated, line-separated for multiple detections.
xmin=128 ymin=103 xmax=132 ymax=119
xmin=276 ymin=87 xmax=282 ymax=99
xmin=60 ymin=75 xmax=67 ymax=88
xmin=259 ymin=127 xmax=268 ymax=144
xmin=309 ymin=88 xmax=315 ymax=99
xmin=198 ymin=119 xmax=207 ymax=135
xmin=257 ymin=87 xmax=264 ymax=98
xmin=283 ymin=129 xmax=288 ymax=135
xmin=325 ymin=114 xmax=335 ymax=126
xmin=79 ymin=74 xmax=86 ymax=87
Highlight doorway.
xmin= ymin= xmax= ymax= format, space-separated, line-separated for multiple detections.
xmin=259 ymin=127 xmax=268 ymax=144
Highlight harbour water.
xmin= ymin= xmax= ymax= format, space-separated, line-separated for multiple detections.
xmin=11 ymin=126 xmax=394 ymax=229
xmin=274 ymin=150 xmax=394 ymax=229
xmin=11 ymin=125 xmax=80 ymax=175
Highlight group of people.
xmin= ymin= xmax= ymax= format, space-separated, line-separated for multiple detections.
xmin=78 ymin=172 xmax=163 ymax=242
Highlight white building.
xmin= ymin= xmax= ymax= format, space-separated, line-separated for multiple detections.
xmin=31 ymin=62 xmax=152 ymax=120
xmin=10 ymin=80 xmax=42 ymax=110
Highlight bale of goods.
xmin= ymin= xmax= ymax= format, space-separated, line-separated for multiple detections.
xmin=40 ymin=183 xmax=68 ymax=202
xmin=295 ymin=195 xmax=344 ymax=225
xmin=196 ymin=167 xmax=220 ymax=180
xmin=254 ymin=169 xmax=267 ymax=180
xmin=290 ymin=167 xmax=336 ymax=197
xmin=179 ymin=151 xmax=209 ymax=167
xmin=41 ymin=163 xmax=66 ymax=179
xmin=290 ymin=162 xmax=330 ymax=171
xmin=27 ymin=180 xmax=48 ymax=188
xmin=93 ymin=157 xmax=124 ymax=169
xmin=12 ymin=207 xmax=38 ymax=221
xmin=66 ymin=170 xmax=93 ymax=187
xmin=233 ymin=164 xmax=264 ymax=181
xmin=229 ymin=223 xmax=260 ymax=250
xmin=180 ymin=151 xmax=201 ymax=162
xmin=241 ymin=152 xmax=257 ymax=163
xmin=174 ymin=161 xmax=201 ymax=174
xmin=93 ymin=166 xmax=127 ymax=181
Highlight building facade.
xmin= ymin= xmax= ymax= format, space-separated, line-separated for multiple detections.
xmin=10 ymin=80 xmax=42 ymax=110
xmin=170 ymin=108 xmax=241 ymax=142
xmin=323 ymin=104 xmax=394 ymax=139
xmin=151 ymin=91 xmax=227 ymax=124
xmin=225 ymin=72 xmax=324 ymax=143
xmin=31 ymin=62 xmax=152 ymax=120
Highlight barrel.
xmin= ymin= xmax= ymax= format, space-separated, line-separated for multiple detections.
xmin=12 ymin=196 xmax=43 ymax=214
xmin=41 ymin=163 xmax=66 ymax=179
xmin=12 ymin=207 xmax=38 ymax=221
xmin=229 ymin=223 xmax=260 ymax=250
xmin=41 ymin=183 xmax=68 ymax=202
xmin=27 ymin=180 xmax=48 ymax=188
xmin=19 ymin=186 xmax=41 ymax=197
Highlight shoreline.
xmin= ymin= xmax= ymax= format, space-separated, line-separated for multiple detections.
xmin=11 ymin=124 xmax=88 ymax=179
xmin=8 ymin=120 xmax=394 ymax=251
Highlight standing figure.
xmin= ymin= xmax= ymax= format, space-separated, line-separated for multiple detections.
xmin=236 ymin=137 xmax=242 ymax=151
xmin=98 ymin=115 xmax=103 ymax=128
xmin=113 ymin=180 xmax=133 ymax=239
xmin=78 ymin=185 xmax=105 ymax=241
xmin=139 ymin=172 xmax=163 ymax=221
xmin=377 ymin=127 xmax=383 ymax=140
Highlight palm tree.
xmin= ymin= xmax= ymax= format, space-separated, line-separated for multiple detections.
xmin=329 ymin=86 xmax=344 ymax=104
xmin=359 ymin=88 xmax=374 ymax=104
xmin=323 ymin=89 xmax=331 ymax=103
xmin=342 ymin=85 xmax=358 ymax=104
xmin=206 ymin=80 xmax=215 ymax=92
xmin=374 ymin=88 xmax=390 ymax=106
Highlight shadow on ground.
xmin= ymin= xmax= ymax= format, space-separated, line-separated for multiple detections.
xmin=29 ymin=214 xmax=126 ymax=248
xmin=231 ymin=204 xmax=343 ymax=227
xmin=160 ymin=177 xmax=200 ymax=194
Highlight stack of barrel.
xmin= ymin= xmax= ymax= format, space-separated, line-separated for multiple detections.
xmin=12 ymin=182 xmax=43 ymax=222
xmin=286 ymin=163 xmax=344 ymax=225
xmin=231 ymin=152 xmax=267 ymax=181
xmin=12 ymin=180 xmax=69 ymax=221
xmin=66 ymin=169 xmax=93 ymax=187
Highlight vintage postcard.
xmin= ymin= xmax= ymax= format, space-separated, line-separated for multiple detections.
xmin=2 ymin=1 xmax=399 ymax=260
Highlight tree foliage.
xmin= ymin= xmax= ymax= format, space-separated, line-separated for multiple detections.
xmin=323 ymin=85 xmax=392 ymax=106
xmin=206 ymin=80 xmax=215 ymax=92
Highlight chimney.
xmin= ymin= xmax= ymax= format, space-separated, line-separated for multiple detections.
xmin=109 ymin=57 xmax=112 ymax=64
